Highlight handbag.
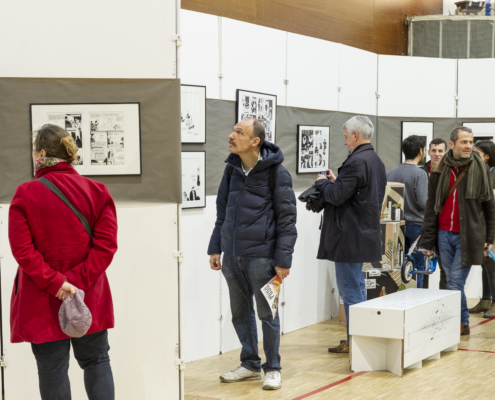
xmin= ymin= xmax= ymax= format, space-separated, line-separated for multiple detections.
xmin=298 ymin=185 xmax=325 ymax=213
xmin=37 ymin=177 xmax=93 ymax=338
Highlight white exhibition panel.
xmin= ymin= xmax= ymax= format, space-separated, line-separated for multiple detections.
xmin=180 ymin=10 xmax=220 ymax=99
xmin=221 ymin=18 xmax=287 ymax=103
xmin=458 ymin=59 xmax=495 ymax=118
xmin=286 ymin=33 xmax=340 ymax=111
xmin=0 ymin=203 xmax=180 ymax=399
xmin=0 ymin=0 xmax=177 ymax=79
xmin=378 ymin=55 xmax=457 ymax=118
xmin=339 ymin=45 xmax=378 ymax=116
xmin=283 ymin=200 xmax=336 ymax=335
xmin=181 ymin=197 xmax=221 ymax=363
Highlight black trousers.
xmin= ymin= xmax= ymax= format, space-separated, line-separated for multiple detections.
xmin=31 ymin=330 xmax=115 ymax=400
xmin=482 ymin=256 xmax=495 ymax=301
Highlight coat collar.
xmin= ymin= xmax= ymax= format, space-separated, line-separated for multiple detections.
xmin=348 ymin=143 xmax=374 ymax=159
xmin=35 ymin=162 xmax=79 ymax=179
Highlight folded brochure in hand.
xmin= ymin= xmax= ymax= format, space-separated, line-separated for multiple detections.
xmin=260 ymin=275 xmax=281 ymax=320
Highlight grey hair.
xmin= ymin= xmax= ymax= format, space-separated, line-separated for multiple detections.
xmin=450 ymin=126 xmax=472 ymax=143
xmin=342 ymin=115 xmax=374 ymax=140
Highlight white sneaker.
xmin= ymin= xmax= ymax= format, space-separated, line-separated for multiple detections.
xmin=219 ymin=365 xmax=261 ymax=383
xmin=262 ymin=371 xmax=281 ymax=390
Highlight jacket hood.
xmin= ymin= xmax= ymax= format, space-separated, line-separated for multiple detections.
xmin=226 ymin=141 xmax=284 ymax=172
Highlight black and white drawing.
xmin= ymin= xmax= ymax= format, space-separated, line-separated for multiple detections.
xmin=181 ymin=85 xmax=206 ymax=143
xmin=31 ymin=103 xmax=141 ymax=176
xmin=401 ymin=122 xmax=434 ymax=168
xmin=181 ymin=151 xmax=206 ymax=209
xmin=462 ymin=122 xmax=495 ymax=144
xmin=297 ymin=125 xmax=330 ymax=173
xmin=236 ymin=90 xmax=277 ymax=143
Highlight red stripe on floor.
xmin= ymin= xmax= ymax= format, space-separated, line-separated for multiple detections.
xmin=459 ymin=348 xmax=495 ymax=354
xmin=291 ymin=372 xmax=367 ymax=400
xmin=470 ymin=318 xmax=495 ymax=329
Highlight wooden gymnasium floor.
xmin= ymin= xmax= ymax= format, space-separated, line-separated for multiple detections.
xmin=185 ymin=298 xmax=495 ymax=400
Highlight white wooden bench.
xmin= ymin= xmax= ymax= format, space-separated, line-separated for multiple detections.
xmin=350 ymin=289 xmax=460 ymax=377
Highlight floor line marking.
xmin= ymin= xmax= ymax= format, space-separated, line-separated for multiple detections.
xmin=459 ymin=348 xmax=495 ymax=354
xmin=470 ymin=317 xmax=495 ymax=329
xmin=291 ymin=371 xmax=367 ymax=400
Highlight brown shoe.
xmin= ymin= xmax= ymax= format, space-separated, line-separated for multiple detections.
xmin=469 ymin=299 xmax=490 ymax=313
xmin=328 ymin=340 xmax=349 ymax=353
xmin=483 ymin=302 xmax=495 ymax=318
xmin=461 ymin=324 xmax=470 ymax=336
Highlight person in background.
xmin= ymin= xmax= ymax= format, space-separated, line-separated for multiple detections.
xmin=387 ymin=136 xmax=428 ymax=288
xmin=208 ymin=118 xmax=297 ymax=391
xmin=421 ymin=127 xmax=495 ymax=336
xmin=422 ymin=138 xmax=448 ymax=290
xmin=316 ymin=116 xmax=386 ymax=354
xmin=9 ymin=124 xmax=118 ymax=400
xmin=469 ymin=140 xmax=495 ymax=317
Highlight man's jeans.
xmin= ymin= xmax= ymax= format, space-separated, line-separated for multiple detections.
xmin=438 ymin=229 xmax=472 ymax=325
xmin=222 ymin=255 xmax=281 ymax=373
xmin=31 ymin=330 xmax=114 ymax=400
xmin=405 ymin=223 xmax=426 ymax=288
xmin=335 ymin=262 xmax=367 ymax=343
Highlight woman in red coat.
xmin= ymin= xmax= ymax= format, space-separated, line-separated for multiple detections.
xmin=9 ymin=124 xmax=118 ymax=400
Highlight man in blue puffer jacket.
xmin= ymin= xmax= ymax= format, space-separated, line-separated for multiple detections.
xmin=208 ymin=118 xmax=297 ymax=391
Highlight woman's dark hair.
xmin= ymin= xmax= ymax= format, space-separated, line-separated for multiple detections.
xmin=402 ymin=135 xmax=426 ymax=160
xmin=33 ymin=124 xmax=79 ymax=163
xmin=474 ymin=140 xmax=495 ymax=168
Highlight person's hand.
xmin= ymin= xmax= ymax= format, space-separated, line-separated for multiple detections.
xmin=56 ymin=281 xmax=77 ymax=301
xmin=327 ymin=169 xmax=337 ymax=183
xmin=316 ymin=174 xmax=328 ymax=181
xmin=422 ymin=249 xmax=432 ymax=256
xmin=485 ymin=243 xmax=493 ymax=252
xmin=210 ymin=254 xmax=222 ymax=270
xmin=275 ymin=266 xmax=290 ymax=282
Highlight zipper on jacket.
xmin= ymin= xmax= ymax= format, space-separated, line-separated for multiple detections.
xmin=232 ymin=175 xmax=248 ymax=256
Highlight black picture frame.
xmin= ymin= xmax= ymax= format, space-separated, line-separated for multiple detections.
xmin=181 ymin=84 xmax=206 ymax=144
xmin=30 ymin=102 xmax=142 ymax=177
xmin=181 ymin=150 xmax=206 ymax=209
xmin=236 ymin=89 xmax=277 ymax=143
xmin=400 ymin=121 xmax=434 ymax=168
xmin=461 ymin=121 xmax=495 ymax=144
xmin=296 ymin=124 xmax=330 ymax=174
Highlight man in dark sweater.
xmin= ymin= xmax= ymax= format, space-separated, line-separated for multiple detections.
xmin=387 ymin=136 xmax=428 ymax=288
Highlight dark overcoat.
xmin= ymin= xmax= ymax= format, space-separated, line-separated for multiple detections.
xmin=316 ymin=143 xmax=387 ymax=263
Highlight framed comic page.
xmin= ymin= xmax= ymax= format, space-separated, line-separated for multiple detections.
xmin=462 ymin=122 xmax=495 ymax=143
xmin=236 ymin=89 xmax=277 ymax=143
xmin=297 ymin=125 xmax=330 ymax=173
xmin=181 ymin=151 xmax=206 ymax=209
xmin=181 ymin=85 xmax=206 ymax=143
xmin=401 ymin=121 xmax=433 ymax=168
xmin=31 ymin=103 xmax=141 ymax=176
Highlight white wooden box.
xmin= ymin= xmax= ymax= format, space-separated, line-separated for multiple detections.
xmin=350 ymin=289 xmax=460 ymax=376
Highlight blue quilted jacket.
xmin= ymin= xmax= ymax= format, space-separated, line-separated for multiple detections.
xmin=207 ymin=142 xmax=297 ymax=268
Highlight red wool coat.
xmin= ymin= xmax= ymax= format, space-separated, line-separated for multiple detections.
xmin=9 ymin=163 xmax=118 ymax=343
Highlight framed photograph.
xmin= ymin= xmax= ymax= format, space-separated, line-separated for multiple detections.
xmin=236 ymin=89 xmax=277 ymax=143
xmin=297 ymin=125 xmax=330 ymax=173
xmin=181 ymin=85 xmax=206 ymax=143
xmin=401 ymin=122 xmax=434 ymax=168
xmin=181 ymin=151 xmax=206 ymax=209
xmin=31 ymin=103 xmax=141 ymax=176
xmin=462 ymin=122 xmax=495 ymax=143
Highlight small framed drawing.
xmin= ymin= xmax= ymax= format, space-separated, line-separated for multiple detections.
xmin=181 ymin=151 xmax=206 ymax=209
xmin=462 ymin=122 xmax=495 ymax=143
xmin=236 ymin=89 xmax=277 ymax=143
xmin=181 ymin=85 xmax=206 ymax=143
xmin=297 ymin=125 xmax=330 ymax=173
xmin=31 ymin=103 xmax=141 ymax=176
xmin=401 ymin=121 xmax=433 ymax=168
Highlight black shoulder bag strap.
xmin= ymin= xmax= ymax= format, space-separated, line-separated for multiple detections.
xmin=38 ymin=177 xmax=93 ymax=240
xmin=226 ymin=164 xmax=280 ymax=193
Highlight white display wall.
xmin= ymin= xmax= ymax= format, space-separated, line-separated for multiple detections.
xmin=180 ymin=9 xmax=487 ymax=366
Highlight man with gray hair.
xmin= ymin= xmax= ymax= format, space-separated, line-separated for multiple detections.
xmin=315 ymin=115 xmax=387 ymax=353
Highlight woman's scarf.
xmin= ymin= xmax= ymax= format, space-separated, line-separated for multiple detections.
xmin=34 ymin=157 xmax=67 ymax=175
xmin=434 ymin=150 xmax=491 ymax=214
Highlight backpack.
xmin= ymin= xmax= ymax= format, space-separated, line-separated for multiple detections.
xmin=226 ymin=164 xmax=280 ymax=193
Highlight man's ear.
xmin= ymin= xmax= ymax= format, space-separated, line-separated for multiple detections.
xmin=252 ymin=137 xmax=260 ymax=148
